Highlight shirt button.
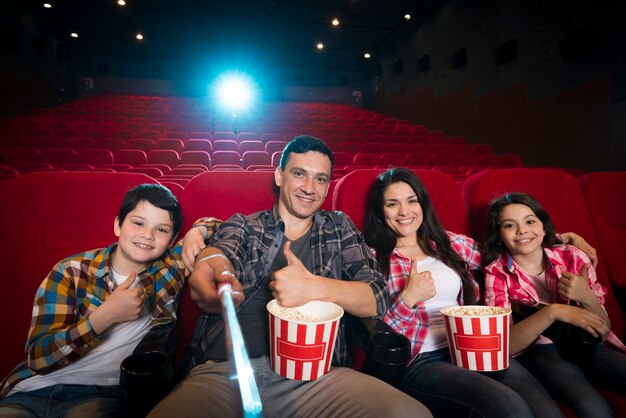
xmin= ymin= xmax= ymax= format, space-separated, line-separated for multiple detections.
xmin=513 ymin=295 xmax=518 ymax=299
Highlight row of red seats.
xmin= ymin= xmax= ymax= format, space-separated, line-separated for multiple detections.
xmin=0 ymin=148 xmax=520 ymax=180
xmin=1 ymin=169 xmax=623 ymax=414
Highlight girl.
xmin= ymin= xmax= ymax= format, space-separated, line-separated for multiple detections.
xmin=364 ymin=168 xmax=563 ymax=418
xmin=481 ymin=192 xmax=626 ymax=418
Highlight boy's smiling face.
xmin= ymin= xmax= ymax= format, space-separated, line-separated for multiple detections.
xmin=112 ymin=200 xmax=175 ymax=275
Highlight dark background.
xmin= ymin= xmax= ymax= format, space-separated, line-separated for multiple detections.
xmin=1 ymin=0 xmax=624 ymax=171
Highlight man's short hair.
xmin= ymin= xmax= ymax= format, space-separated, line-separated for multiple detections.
xmin=118 ymin=184 xmax=183 ymax=238
xmin=279 ymin=135 xmax=334 ymax=173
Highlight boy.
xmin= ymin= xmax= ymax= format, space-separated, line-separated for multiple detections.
xmin=0 ymin=184 xmax=218 ymax=417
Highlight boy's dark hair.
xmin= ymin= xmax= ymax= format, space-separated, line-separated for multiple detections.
xmin=479 ymin=192 xmax=561 ymax=267
xmin=363 ymin=168 xmax=477 ymax=304
xmin=279 ymin=135 xmax=334 ymax=173
xmin=118 ymin=184 xmax=183 ymax=238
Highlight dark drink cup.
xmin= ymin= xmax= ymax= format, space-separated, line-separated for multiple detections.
xmin=120 ymin=351 xmax=173 ymax=417
xmin=365 ymin=330 xmax=411 ymax=388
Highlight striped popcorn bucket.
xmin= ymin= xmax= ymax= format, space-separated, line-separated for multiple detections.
xmin=267 ymin=300 xmax=344 ymax=380
xmin=441 ymin=306 xmax=512 ymax=371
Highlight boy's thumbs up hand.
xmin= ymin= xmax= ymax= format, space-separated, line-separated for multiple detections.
xmin=90 ymin=272 xmax=146 ymax=334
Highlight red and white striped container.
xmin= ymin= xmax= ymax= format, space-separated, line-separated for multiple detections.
xmin=441 ymin=306 xmax=512 ymax=371
xmin=267 ymin=300 xmax=344 ymax=380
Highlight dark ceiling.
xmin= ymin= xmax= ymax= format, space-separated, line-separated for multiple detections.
xmin=21 ymin=0 xmax=435 ymax=73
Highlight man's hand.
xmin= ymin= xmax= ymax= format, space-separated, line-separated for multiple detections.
xmin=189 ymin=251 xmax=244 ymax=313
xmin=182 ymin=226 xmax=207 ymax=275
xmin=90 ymin=272 xmax=145 ymax=334
xmin=562 ymin=232 xmax=598 ymax=268
xmin=400 ymin=258 xmax=436 ymax=308
xmin=269 ymin=241 xmax=318 ymax=307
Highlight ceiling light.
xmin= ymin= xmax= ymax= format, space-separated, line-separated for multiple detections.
xmin=136 ymin=33 xmax=144 ymax=40
xmin=43 ymin=3 xmax=52 ymax=8
xmin=70 ymin=32 xmax=78 ymax=38
xmin=316 ymin=42 xmax=324 ymax=50
xmin=404 ymin=14 xmax=411 ymax=21
xmin=118 ymin=0 xmax=126 ymax=5
xmin=364 ymin=53 xmax=371 ymax=59
xmin=332 ymin=18 xmax=340 ymax=26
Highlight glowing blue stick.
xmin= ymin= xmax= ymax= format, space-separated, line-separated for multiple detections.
xmin=218 ymin=283 xmax=263 ymax=417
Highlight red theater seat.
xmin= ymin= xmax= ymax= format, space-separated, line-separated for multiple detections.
xmin=127 ymin=138 xmax=156 ymax=153
xmin=64 ymin=137 xmax=96 ymax=151
xmin=180 ymin=151 xmax=211 ymax=169
xmin=578 ymin=172 xmax=626 ymax=289
xmin=212 ymin=140 xmax=238 ymax=152
xmin=31 ymin=136 xmax=65 ymax=149
xmin=79 ymin=148 xmax=114 ymax=166
xmin=41 ymin=148 xmax=79 ymax=166
xmin=238 ymin=140 xmax=265 ymax=153
xmin=0 ymin=172 xmax=158 ymax=378
xmin=379 ymin=153 xmax=406 ymax=167
xmin=147 ymin=150 xmax=180 ymax=169
xmin=157 ymin=138 xmax=185 ymax=154
xmin=332 ymin=168 xmax=469 ymax=235
xmin=5 ymin=148 xmax=42 ymax=165
xmin=158 ymin=181 xmax=184 ymax=200
xmin=98 ymin=138 xmax=127 ymax=151
xmin=265 ymin=141 xmax=287 ymax=155
xmin=128 ymin=167 xmax=164 ymax=178
xmin=462 ymin=168 xmax=626 ymax=415
xmin=213 ymin=132 xmax=236 ymax=142
xmin=114 ymin=149 xmax=148 ymax=166
xmin=462 ymin=168 xmax=624 ymax=339
xmin=353 ymin=153 xmax=380 ymax=167
xmin=242 ymin=151 xmax=271 ymax=168
xmin=177 ymin=171 xmax=277 ymax=363
xmin=185 ymin=139 xmax=212 ymax=153
xmin=211 ymin=151 xmax=241 ymax=168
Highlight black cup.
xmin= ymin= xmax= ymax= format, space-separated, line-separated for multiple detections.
xmin=555 ymin=323 xmax=601 ymax=364
xmin=365 ymin=330 xmax=411 ymax=387
xmin=120 ymin=351 xmax=173 ymax=417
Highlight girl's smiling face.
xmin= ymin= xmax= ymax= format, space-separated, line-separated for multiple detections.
xmin=498 ymin=203 xmax=546 ymax=257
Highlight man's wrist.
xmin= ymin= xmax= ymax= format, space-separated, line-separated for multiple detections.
xmin=194 ymin=224 xmax=209 ymax=240
xmin=195 ymin=253 xmax=228 ymax=266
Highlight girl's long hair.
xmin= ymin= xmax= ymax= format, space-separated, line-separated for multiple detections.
xmin=479 ymin=192 xmax=562 ymax=267
xmin=364 ymin=168 xmax=477 ymax=304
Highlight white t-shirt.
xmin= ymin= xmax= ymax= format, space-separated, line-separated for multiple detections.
xmin=10 ymin=270 xmax=152 ymax=395
xmin=419 ymin=257 xmax=463 ymax=353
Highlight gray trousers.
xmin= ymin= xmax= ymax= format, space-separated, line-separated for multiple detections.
xmin=148 ymin=355 xmax=431 ymax=418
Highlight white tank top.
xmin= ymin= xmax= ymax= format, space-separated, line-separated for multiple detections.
xmin=419 ymin=257 xmax=463 ymax=353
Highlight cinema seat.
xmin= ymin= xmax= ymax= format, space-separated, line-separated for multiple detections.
xmin=114 ymin=149 xmax=148 ymax=166
xmin=578 ymin=172 xmax=626 ymax=290
xmin=0 ymin=172 xmax=158 ymax=379
xmin=462 ymin=168 xmax=626 ymax=415
xmin=176 ymin=171 xmax=277 ymax=364
xmin=332 ymin=168 xmax=470 ymax=235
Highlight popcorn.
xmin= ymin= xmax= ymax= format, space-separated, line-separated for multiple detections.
xmin=267 ymin=304 xmax=320 ymax=322
xmin=441 ymin=306 xmax=510 ymax=317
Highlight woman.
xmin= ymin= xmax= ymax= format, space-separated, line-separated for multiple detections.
xmin=363 ymin=168 xmax=562 ymax=418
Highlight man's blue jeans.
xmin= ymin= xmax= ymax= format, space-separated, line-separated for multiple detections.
xmin=0 ymin=384 xmax=126 ymax=418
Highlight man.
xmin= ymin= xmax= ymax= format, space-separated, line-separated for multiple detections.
xmin=150 ymin=136 xmax=431 ymax=417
